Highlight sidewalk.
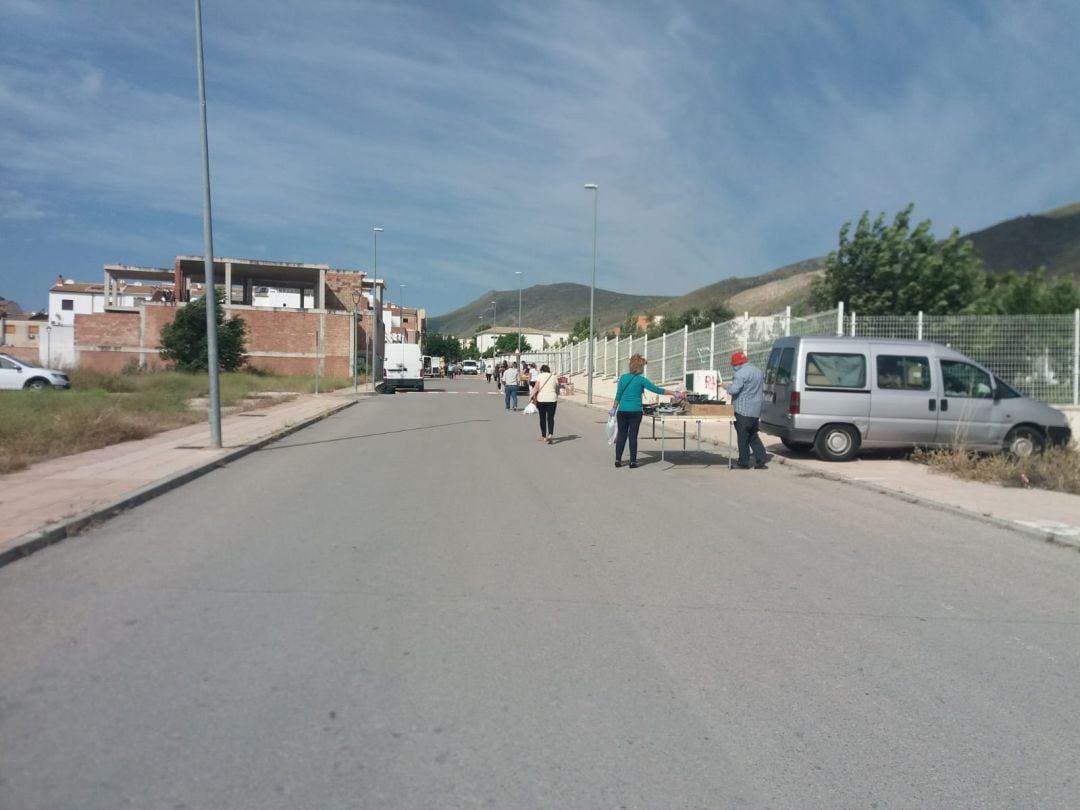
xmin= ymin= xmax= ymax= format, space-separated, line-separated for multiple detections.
xmin=559 ymin=375 xmax=1080 ymax=549
xmin=0 ymin=389 xmax=362 ymax=567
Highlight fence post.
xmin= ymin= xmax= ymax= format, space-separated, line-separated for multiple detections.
xmin=836 ymin=302 xmax=845 ymax=336
xmin=682 ymin=325 xmax=689 ymax=377
xmin=1073 ymin=308 xmax=1079 ymax=406
xmin=709 ymin=322 xmax=716 ymax=370
xmin=917 ymin=311 xmax=924 ymax=341
xmin=850 ymin=311 xmax=857 ymax=336
xmin=785 ymin=305 xmax=791 ymax=337
xmin=661 ymin=332 xmax=667 ymax=383
xmin=604 ymin=335 xmax=609 ymax=377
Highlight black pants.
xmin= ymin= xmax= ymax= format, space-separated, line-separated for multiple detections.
xmin=734 ymin=412 xmax=767 ymax=466
xmin=615 ymin=411 xmax=643 ymax=463
xmin=537 ymin=402 xmax=557 ymax=437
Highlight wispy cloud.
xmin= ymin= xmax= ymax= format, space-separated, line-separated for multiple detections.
xmin=1 ymin=0 xmax=1078 ymax=312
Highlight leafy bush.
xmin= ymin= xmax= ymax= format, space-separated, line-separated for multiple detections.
xmin=160 ymin=293 xmax=248 ymax=371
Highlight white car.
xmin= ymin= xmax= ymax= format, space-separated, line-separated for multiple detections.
xmin=0 ymin=352 xmax=71 ymax=391
xmin=460 ymin=360 xmax=479 ymax=375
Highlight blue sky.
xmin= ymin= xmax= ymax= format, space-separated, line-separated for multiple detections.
xmin=2 ymin=0 xmax=1078 ymax=315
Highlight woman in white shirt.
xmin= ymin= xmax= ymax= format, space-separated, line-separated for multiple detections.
xmin=530 ymin=364 xmax=560 ymax=444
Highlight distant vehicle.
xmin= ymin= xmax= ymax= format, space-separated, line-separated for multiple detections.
xmin=760 ymin=336 xmax=1071 ymax=460
xmin=461 ymin=360 xmax=479 ymax=375
xmin=422 ymin=355 xmax=443 ymax=377
xmin=379 ymin=344 xmax=424 ymax=393
xmin=0 ymin=353 xmax=71 ymax=391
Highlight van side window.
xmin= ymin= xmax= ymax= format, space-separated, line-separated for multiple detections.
xmin=764 ymin=347 xmax=782 ymax=384
xmin=805 ymin=352 xmax=866 ymax=388
xmin=941 ymin=360 xmax=993 ymax=399
xmin=876 ymin=355 xmax=930 ymax=390
xmin=776 ymin=348 xmax=794 ymax=385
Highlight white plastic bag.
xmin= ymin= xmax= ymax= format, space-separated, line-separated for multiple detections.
xmin=523 ymin=401 xmax=538 ymax=415
xmin=605 ymin=414 xmax=617 ymax=444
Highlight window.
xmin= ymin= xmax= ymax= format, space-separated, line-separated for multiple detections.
xmin=3 ymin=324 xmax=14 ymax=335
xmin=61 ymin=299 xmax=74 ymax=311
xmin=876 ymin=355 xmax=930 ymax=391
xmin=28 ymin=325 xmax=39 ymax=339
xmin=765 ymin=347 xmax=795 ymax=385
xmin=941 ymin=360 xmax=993 ymax=399
xmin=805 ymin=352 xmax=866 ymax=388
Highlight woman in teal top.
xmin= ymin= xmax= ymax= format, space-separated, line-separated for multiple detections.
xmin=612 ymin=353 xmax=681 ymax=468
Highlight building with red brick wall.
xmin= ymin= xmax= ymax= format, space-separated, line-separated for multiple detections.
xmin=54 ymin=257 xmax=426 ymax=377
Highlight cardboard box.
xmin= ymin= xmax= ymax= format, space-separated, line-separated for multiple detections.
xmin=682 ymin=402 xmax=734 ymax=417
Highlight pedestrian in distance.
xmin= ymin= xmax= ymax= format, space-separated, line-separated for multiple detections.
xmin=485 ymin=361 xmax=493 ymax=384
xmin=447 ymin=363 xmax=455 ymax=380
xmin=611 ymin=353 xmax=683 ymax=468
xmin=530 ymin=364 xmax=559 ymax=443
xmin=722 ymin=350 xmax=768 ymax=469
xmin=502 ymin=362 xmax=519 ymax=410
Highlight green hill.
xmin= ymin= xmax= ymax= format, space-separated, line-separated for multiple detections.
xmin=429 ymin=200 xmax=1080 ymax=332
xmin=427 ymin=283 xmax=672 ymax=336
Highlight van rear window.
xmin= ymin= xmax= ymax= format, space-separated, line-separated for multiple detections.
xmin=765 ymin=347 xmax=795 ymax=385
xmin=805 ymin=352 xmax=866 ymax=388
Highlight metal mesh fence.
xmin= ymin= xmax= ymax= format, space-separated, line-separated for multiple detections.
xmin=552 ymin=308 xmax=1078 ymax=403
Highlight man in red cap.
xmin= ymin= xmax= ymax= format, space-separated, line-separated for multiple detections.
xmin=722 ymin=350 xmax=768 ymax=469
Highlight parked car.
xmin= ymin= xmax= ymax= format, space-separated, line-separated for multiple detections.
xmin=760 ymin=336 xmax=1071 ymax=460
xmin=0 ymin=353 xmax=71 ymax=391
xmin=461 ymin=360 xmax=479 ymax=375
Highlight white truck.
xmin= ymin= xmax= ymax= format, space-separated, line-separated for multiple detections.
xmin=379 ymin=343 xmax=425 ymax=393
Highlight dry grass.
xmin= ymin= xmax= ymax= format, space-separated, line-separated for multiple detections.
xmin=0 ymin=369 xmax=350 ymax=475
xmin=913 ymin=444 xmax=1080 ymax=495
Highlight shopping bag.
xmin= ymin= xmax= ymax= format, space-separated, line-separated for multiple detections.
xmin=523 ymin=401 xmax=538 ymax=415
xmin=605 ymin=414 xmax=617 ymax=444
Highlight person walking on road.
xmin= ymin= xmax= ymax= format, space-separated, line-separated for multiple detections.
xmin=723 ymin=350 xmax=768 ymax=469
xmin=530 ymin=364 xmax=559 ymax=443
xmin=502 ymin=362 xmax=520 ymax=410
xmin=612 ymin=353 xmax=682 ymax=468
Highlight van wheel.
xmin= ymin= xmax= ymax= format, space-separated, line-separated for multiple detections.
xmin=814 ymin=424 xmax=860 ymax=462
xmin=780 ymin=438 xmax=812 ymax=453
xmin=1005 ymin=425 xmax=1043 ymax=458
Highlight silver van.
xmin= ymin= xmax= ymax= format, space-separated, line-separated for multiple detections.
xmin=761 ymin=336 xmax=1071 ymax=461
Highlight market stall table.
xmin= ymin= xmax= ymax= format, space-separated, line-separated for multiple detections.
xmin=649 ymin=412 xmax=736 ymax=468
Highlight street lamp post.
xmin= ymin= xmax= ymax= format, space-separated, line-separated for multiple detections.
xmin=584 ymin=183 xmax=598 ymax=404
xmin=352 ymin=289 xmax=362 ymax=394
xmin=399 ymin=283 xmax=407 ymax=375
xmin=371 ymin=227 xmax=383 ymax=376
xmin=515 ymin=271 xmax=523 ymax=358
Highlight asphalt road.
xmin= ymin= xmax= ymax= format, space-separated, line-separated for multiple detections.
xmin=2 ymin=376 xmax=1078 ymax=809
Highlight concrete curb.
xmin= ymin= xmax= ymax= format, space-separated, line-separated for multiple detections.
xmin=0 ymin=399 xmax=356 ymax=569
xmin=564 ymin=396 xmax=1080 ymax=552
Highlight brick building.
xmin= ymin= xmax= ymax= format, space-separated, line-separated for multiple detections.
xmin=48 ymin=257 xmax=425 ymax=377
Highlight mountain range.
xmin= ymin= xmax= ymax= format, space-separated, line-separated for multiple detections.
xmin=428 ymin=201 xmax=1080 ymax=336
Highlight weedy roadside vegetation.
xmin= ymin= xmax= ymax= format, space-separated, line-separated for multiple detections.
xmin=913 ymin=443 xmax=1080 ymax=495
xmin=0 ymin=367 xmax=349 ymax=475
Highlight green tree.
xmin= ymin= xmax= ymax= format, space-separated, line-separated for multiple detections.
xmin=159 ymin=292 xmax=247 ymax=371
xmin=423 ymin=332 xmax=464 ymax=362
xmin=812 ymin=204 xmax=987 ymax=315
xmin=977 ymin=269 xmax=1080 ymax=314
xmin=569 ymin=318 xmax=591 ymax=342
xmin=493 ymin=333 xmax=532 ymax=354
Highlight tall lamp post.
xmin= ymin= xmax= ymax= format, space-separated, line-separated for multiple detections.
xmin=584 ymin=183 xmax=599 ymax=404
xmin=399 ymin=283 xmax=407 ymax=374
xmin=371 ymin=227 xmax=383 ymax=375
xmin=352 ymin=288 xmax=362 ymax=394
xmin=515 ymin=270 xmax=523 ymax=358
xmin=194 ymin=0 xmax=221 ymax=446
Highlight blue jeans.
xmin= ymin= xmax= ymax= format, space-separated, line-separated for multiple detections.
xmin=615 ymin=411 xmax=643 ymax=463
xmin=504 ymin=384 xmax=518 ymax=410
xmin=734 ymin=412 xmax=767 ymax=466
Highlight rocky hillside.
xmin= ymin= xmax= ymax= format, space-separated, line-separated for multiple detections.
xmin=429 ymin=200 xmax=1080 ymax=332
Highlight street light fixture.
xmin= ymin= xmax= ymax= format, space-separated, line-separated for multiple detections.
xmin=515 ymin=270 xmax=523 ymax=358
xmin=584 ymin=183 xmax=598 ymax=404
